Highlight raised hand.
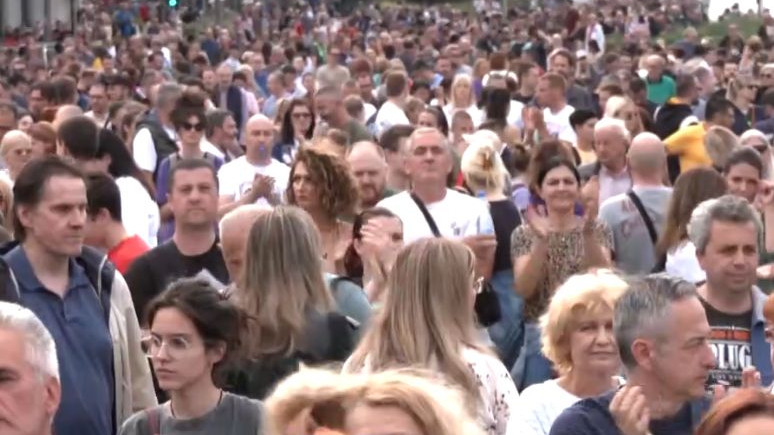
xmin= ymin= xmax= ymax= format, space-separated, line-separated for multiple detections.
xmin=758 ymin=181 xmax=774 ymax=210
xmin=609 ymin=385 xmax=651 ymax=435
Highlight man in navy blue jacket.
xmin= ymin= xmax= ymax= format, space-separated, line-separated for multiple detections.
xmin=550 ymin=274 xmax=716 ymax=435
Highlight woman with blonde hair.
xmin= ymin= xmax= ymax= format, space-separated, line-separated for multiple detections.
xmin=444 ymin=75 xmax=483 ymax=129
xmin=226 ymin=206 xmax=365 ymax=400
xmin=726 ymin=74 xmax=765 ymax=135
xmin=704 ymin=125 xmax=740 ymax=170
xmin=604 ymin=95 xmax=644 ymax=136
xmin=461 ymin=138 xmax=523 ymax=368
xmin=266 ymin=368 xmax=485 ymax=435
xmin=344 ymin=238 xmax=518 ymax=435
xmin=509 ymin=270 xmax=628 ymax=434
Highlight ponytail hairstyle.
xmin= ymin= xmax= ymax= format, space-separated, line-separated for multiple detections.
xmin=460 ymin=133 xmax=508 ymax=194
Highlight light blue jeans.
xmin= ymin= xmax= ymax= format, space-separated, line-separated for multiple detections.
xmin=486 ymin=269 xmax=524 ymax=370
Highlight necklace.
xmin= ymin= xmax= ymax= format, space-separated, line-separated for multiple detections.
xmin=170 ymin=389 xmax=224 ymax=418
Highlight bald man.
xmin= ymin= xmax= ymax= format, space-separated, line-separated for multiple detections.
xmin=346 ymin=141 xmax=391 ymax=210
xmin=599 ymin=132 xmax=672 ymax=274
xmin=217 ymin=114 xmax=290 ymax=217
xmin=219 ymin=204 xmax=271 ymax=280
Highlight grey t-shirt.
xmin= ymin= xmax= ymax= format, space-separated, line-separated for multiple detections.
xmin=118 ymin=392 xmax=263 ymax=435
xmin=599 ymin=185 xmax=672 ymax=275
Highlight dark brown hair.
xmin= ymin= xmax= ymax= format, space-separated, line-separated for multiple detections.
xmin=695 ymin=388 xmax=774 ymax=435
xmin=286 ymin=147 xmax=359 ymax=220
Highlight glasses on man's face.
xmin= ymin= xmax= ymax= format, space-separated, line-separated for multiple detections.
xmin=142 ymin=334 xmax=195 ymax=358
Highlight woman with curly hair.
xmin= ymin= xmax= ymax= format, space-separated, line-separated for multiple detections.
xmin=287 ymin=146 xmax=359 ymax=274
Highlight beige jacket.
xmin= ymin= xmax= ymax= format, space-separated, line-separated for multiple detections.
xmin=108 ymin=269 xmax=157 ymax=424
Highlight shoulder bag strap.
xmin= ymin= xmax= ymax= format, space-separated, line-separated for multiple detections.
xmin=146 ymin=406 xmax=162 ymax=435
xmin=410 ymin=193 xmax=441 ymax=238
xmin=627 ymin=190 xmax=658 ymax=245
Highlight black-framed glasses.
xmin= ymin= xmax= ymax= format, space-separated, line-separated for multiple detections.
xmin=181 ymin=122 xmax=204 ymax=132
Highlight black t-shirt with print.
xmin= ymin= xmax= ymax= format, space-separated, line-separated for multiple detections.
xmin=700 ymin=297 xmax=752 ymax=387
xmin=124 ymin=240 xmax=229 ymax=324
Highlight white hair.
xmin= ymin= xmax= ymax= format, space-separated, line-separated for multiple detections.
xmin=594 ymin=117 xmax=631 ymax=143
xmin=219 ymin=203 xmax=273 ymax=238
xmin=0 ymin=301 xmax=59 ymax=381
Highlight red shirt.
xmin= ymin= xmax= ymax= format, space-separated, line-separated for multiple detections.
xmin=108 ymin=235 xmax=150 ymax=275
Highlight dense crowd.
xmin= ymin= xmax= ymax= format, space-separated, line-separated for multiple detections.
xmin=5 ymin=0 xmax=774 ymax=434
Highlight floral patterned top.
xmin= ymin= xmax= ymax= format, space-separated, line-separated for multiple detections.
xmin=462 ymin=347 xmax=519 ymax=435
xmin=510 ymin=221 xmax=613 ymax=322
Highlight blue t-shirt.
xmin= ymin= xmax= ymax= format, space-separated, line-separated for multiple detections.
xmin=549 ymin=390 xmax=698 ymax=435
xmin=5 ymin=246 xmax=114 ymax=435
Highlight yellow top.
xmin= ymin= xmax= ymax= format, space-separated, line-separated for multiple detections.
xmin=577 ymin=147 xmax=597 ymax=165
xmin=664 ymin=123 xmax=711 ymax=172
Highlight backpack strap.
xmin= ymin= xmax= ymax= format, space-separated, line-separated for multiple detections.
xmin=627 ymin=190 xmax=658 ymax=245
xmin=76 ymin=246 xmax=114 ymax=326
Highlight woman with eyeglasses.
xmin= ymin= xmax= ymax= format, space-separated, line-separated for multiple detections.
xmin=727 ymin=75 xmax=766 ymax=135
xmin=155 ymin=91 xmax=225 ymax=242
xmin=344 ymin=238 xmax=518 ymax=435
xmin=274 ymin=99 xmax=316 ymax=165
xmin=119 ymin=278 xmax=263 ymax=435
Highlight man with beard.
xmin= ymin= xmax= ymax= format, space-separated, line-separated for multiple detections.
xmin=315 ymin=86 xmax=372 ymax=145
xmin=347 ymin=141 xmax=393 ymax=210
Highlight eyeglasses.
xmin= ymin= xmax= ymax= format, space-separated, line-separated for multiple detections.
xmin=142 ymin=335 xmax=195 ymax=358
xmin=292 ymin=112 xmax=312 ymax=119
xmin=181 ymin=121 xmax=205 ymax=132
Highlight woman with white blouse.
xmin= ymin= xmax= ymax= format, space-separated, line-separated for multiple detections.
xmin=344 ymin=238 xmax=518 ymax=435
xmin=507 ymin=270 xmax=628 ymax=435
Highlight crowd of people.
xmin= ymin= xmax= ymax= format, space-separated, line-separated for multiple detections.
xmin=5 ymin=0 xmax=774 ymax=434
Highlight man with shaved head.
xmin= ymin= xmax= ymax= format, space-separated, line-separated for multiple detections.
xmin=346 ymin=141 xmax=391 ymax=210
xmin=219 ymin=204 xmax=271 ymax=280
xmin=217 ymin=114 xmax=290 ymax=217
xmin=599 ymin=132 xmax=672 ymax=274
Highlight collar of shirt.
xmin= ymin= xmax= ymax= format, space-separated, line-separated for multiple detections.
xmin=5 ymin=245 xmax=92 ymax=294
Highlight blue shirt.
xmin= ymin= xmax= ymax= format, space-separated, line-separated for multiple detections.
xmin=6 ymin=246 xmax=114 ymax=435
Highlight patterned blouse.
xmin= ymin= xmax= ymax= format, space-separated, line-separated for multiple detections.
xmin=510 ymin=221 xmax=613 ymax=322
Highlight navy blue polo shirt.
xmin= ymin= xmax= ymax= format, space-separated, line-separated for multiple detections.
xmin=6 ymin=246 xmax=114 ymax=435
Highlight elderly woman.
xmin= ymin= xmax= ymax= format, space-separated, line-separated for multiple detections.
xmin=508 ymin=270 xmax=628 ymax=434
xmin=0 ymin=130 xmax=32 ymax=184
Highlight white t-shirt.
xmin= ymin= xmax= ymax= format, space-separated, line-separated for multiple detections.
xmin=115 ymin=176 xmax=160 ymax=247
xmin=507 ymin=379 xmax=580 ymax=435
xmin=374 ymin=100 xmax=410 ymax=139
xmin=200 ymin=138 xmax=225 ymax=160
xmin=543 ymin=105 xmax=576 ymax=145
xmin=132 ymin=125 xmax=177 ymax=172
xmin=217 ymin=156 xmax=290 ymax=207
xmin=376 ymin=189 xmax=494 ymax=244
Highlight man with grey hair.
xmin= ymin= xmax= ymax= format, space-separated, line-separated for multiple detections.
xmin=600 ymin=132 xmax=672 ymax=274
xmin=132 ymin=82 xmax=182 ymax=181
xmin=550 ymin=274 xmax=715 ymax=435
xmin=689 ymin=195 xmax=773 ymax=387
xmin=579 ymin=117 xmax=632 ymax=203
xmin=0 ymin=301 xmax=61 ymax=435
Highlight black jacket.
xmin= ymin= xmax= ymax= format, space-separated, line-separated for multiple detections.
xmin=654 ymin=98 xmax=695 ymax=140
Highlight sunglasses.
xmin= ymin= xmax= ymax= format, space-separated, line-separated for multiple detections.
xmin=181 ymin=122 xmax=204 ymax=132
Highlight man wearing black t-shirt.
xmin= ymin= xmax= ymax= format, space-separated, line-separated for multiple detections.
xmin=125 ymin=158 xmax=229 ymax=324
xmin=690 ymin=195 xmax=773 ymax=387
xmin=550 ymin=275 xmax=715 ymax=435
